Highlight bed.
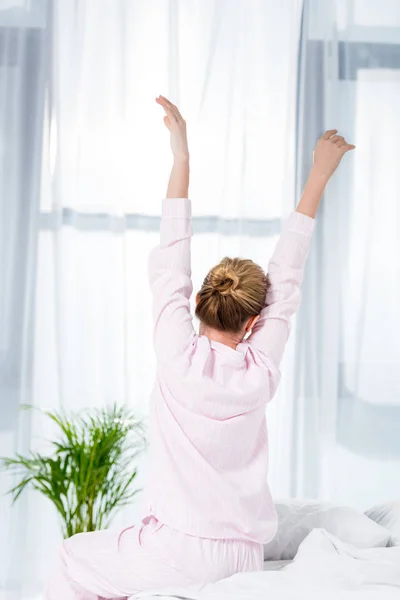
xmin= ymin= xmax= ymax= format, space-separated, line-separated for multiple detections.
xmin=133 ymin=528 xmax=400 ymax=599
xmin=131 ymin=500 xmax=400 ymax=599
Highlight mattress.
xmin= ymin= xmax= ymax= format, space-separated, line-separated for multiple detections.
xmin=263 ymin=559 xmax=292 ymax=571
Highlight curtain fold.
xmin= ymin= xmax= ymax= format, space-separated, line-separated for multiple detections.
xmin=0 ymin=2 xmax=49 ymax=597
xmin=295 ymin=0 xmax=400 ymax=504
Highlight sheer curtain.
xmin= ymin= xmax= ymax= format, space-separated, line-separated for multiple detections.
xmin=295 ymin=0 xmax=400 ymax=505
xmin=0 ymin=2 xmax=50 ymax=599
xmin=0 ymin=1 xmax=302 ymax=598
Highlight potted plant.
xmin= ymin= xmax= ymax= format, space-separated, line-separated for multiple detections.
xmin=1 ymin=404 xmax=146 ymax=538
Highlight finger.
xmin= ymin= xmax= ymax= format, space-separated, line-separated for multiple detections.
xmin=322 ymin=129 xmax=338 ymax=140
xmin=156 ymin=95 xmax=174 ymax=111
xmin=163 ymin=115 xmax=171 ymax=130
xmin=157 ymin=95 xmax=175 ymax=110
xmin=338 ymin=143 xmax=354 ymax=154
xmin=159 ymin=95 xmax=183 ymax=121
xmin=160 ymin=95 xmax=180 ymax=114
xmin=156 ymin=96 xmax=178 ymax=122
xmin=330 ymin=135 xmax=345 ymax=144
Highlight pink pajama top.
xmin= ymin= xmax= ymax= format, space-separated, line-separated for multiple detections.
xmin=142 ymin=197 xmax=315 ymax=544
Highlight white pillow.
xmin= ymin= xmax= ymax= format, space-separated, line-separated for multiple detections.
xmin=264 ymin=499 xmax=390 ymax=560
xmin=365 ymin=501 xmax=400 ymax=546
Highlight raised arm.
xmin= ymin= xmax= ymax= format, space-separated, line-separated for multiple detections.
xmin=148 ymin=96 xmax=195 ymax=363
xmin=249 ymin=130 xmax=355 ymax=370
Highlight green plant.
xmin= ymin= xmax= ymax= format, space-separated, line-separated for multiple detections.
xmin=1 ymin=404 xmax=146 ymax=538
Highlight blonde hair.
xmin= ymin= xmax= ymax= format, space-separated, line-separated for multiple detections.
xmin=195 ymin=257 xmax=269 ymax=333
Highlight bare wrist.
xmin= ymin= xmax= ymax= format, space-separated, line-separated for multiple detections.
xmin=310 ymin=164 xmax=330 ymax=179
xmin=309 ymin=165 xmax=330 ymax=186
xmin=173 ymin=153 xmax=190 ymax=164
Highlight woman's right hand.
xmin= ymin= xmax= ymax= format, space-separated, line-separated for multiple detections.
xmin=312 ymin=130 xmax=355 ymax=179
xmin=156 ymin=95 xmax=189 ymax=161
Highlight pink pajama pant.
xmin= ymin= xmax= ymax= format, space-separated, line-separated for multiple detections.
xmin=45 ymin=516 xmax=263 ymax=599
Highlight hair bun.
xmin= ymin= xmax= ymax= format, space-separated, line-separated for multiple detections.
xmin=208 ymin=266 xmax=239 ymax=296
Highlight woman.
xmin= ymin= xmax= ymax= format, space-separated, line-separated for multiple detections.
xmin=46 ymin=97 xmax=354 ymax=599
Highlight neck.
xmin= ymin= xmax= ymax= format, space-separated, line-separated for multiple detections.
xmin=199 ymin=324 xmax=244 ymax=350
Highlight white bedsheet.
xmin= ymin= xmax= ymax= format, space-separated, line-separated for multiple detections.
xmin=132 ymin=528 xmax=400 ymax=600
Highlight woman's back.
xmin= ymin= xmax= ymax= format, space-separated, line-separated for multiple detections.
xmin=142 ymin=196 xmax=315 ymax=544
xmin=143 ymin=335 xmax=278 ymax=543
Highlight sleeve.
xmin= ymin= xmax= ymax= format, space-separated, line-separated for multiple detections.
xmin=248 ymin=210 xmax=316 ymax=370
xmin=148 ymin=197 xmax=196 ymax=363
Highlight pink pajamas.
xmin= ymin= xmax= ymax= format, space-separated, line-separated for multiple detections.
xmin=45 ymin=516 xmax=262 ymax=599
xmin=46 ymin=198 xmax=315 ymax=598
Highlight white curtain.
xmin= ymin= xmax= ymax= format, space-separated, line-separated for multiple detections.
xmin=0 ymin=2 xmax=50 ymax=599
xmin=0 ymin=1 xmax=302 ymax=598
xmin=295 ymin=0 xmax=400 ymax=505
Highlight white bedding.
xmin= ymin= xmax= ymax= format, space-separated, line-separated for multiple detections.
xmin=132 ymin=528 xmax=400 ymax=600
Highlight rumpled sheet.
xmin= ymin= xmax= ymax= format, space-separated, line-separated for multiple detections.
xmin=132 ymin=528 xmax=400 ymax=599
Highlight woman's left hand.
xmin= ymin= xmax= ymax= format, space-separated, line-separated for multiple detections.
xmin=156 ymin=95 xmax=189 ymax=161
xmin=312 ymin=129 xmax=355 ymax=179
